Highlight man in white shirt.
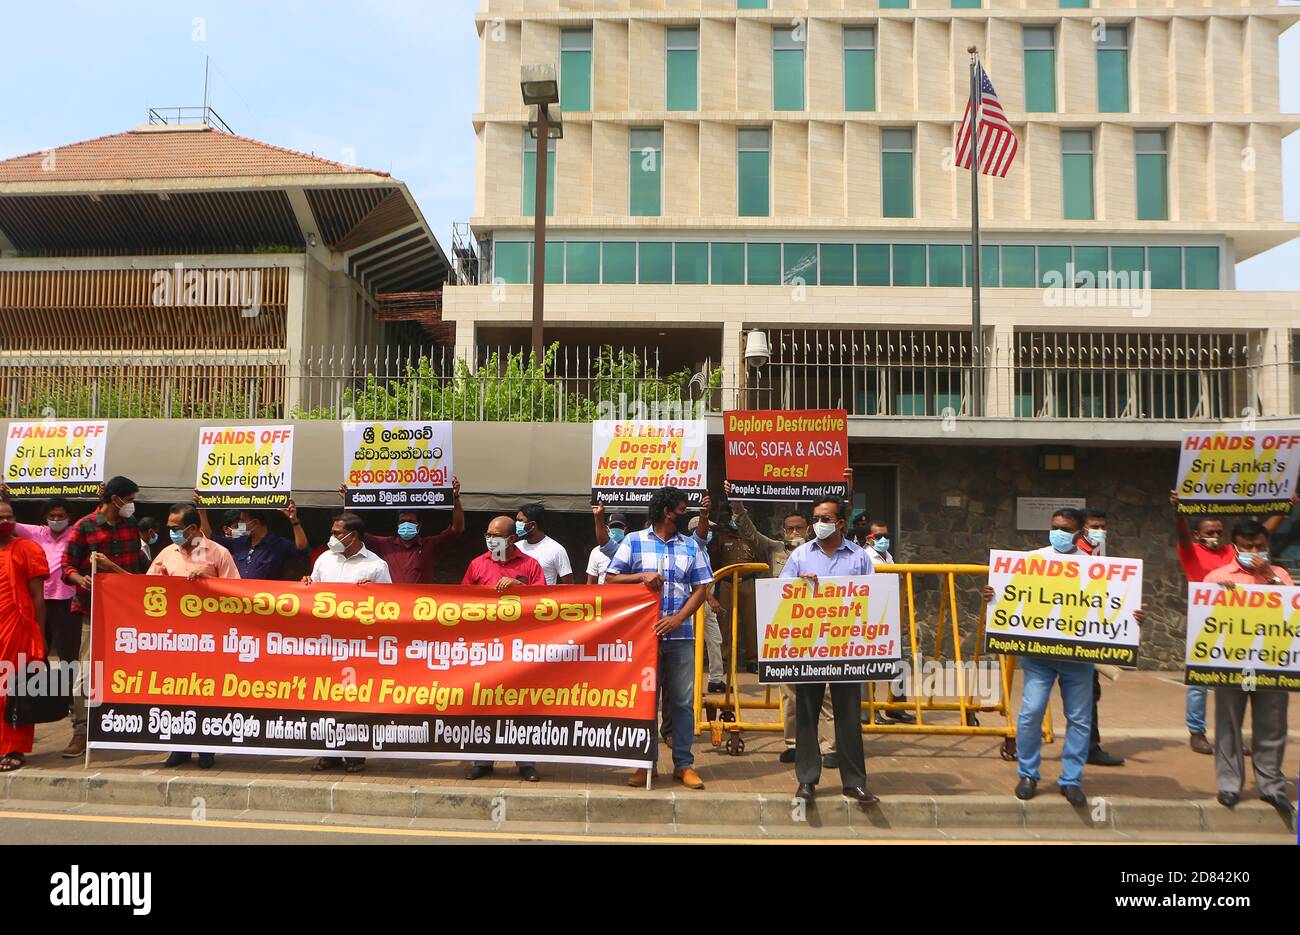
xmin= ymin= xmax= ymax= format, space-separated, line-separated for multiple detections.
xmin=513 ymin=503 xmax=573 ymax=585
xmin=586 ymin=511 xmax=627 ymax=584
xmin=303 ymin=513 xmax=392 ymax=586
xmin=301 ymin=513 xmax=391 ymax=774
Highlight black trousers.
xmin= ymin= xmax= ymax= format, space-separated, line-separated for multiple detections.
xmin=1090 ymin=669 xmax=1102 ymax=749
xmin=43 ymin=598 xmax=81 ymax=663
xmin=796 ymin=682 xmax=866 ymax=787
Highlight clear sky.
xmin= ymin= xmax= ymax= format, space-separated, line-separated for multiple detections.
xmin=1 ymin=0 xmax=1296 ymax=289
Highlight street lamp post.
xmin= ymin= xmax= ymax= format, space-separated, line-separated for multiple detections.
xmin=521 ymin=64 xmax=562 ymax=365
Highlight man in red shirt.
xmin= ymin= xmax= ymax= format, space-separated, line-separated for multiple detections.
xmin=461 ymin=515 xmax=545 ymax=592
xmin=460 ymin=515 xmax=544 ymax=783
xmin=1171 ymin=490 xmax=1292 ymax=754
xmin=339 ymin=478 xmax=464 ymax=584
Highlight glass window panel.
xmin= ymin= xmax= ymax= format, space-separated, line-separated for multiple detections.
xmin=856 ymin=244 xmax=890 ymax=285
xmin=820 ymin=243 xmax=854 ymax=285
xmin=602 ymin=242 xmax=636 ymax=284
xmin=711 ymin=242 xmax=745 ymax=284
xmin=929 ymin=244 xmax=964 ymax=286
xmin=1002 ymin=245 xmax=1036 ymax=286
xmin=639 ymin=242 xmax=673 ymax=284
xmin=783 ymin=243 xmax=818 ymax=284
xmin=674 ymin=242 xmax=709 ymax=284
xmin=566 ymin=241 xmax=599 ymax=284
xmin=1148 ymin=246 xmax=1181 ymax=289
xmin=560 ymin=29 xmax=592 ymax=112
xmin=1038 ymin=245 xmax=1072 ymax=286
xmin=544 ymin=241 xmax=564 ymax=284
xmin=1184 ymin=246 xmax=1220 ymax=289
xmin=747 ymin=243 xmax=781 ymax=284
xmin=892 ymin=244 xmax=926 ymax=286
xmin=494 ymin=242 xmax=531 ymax=284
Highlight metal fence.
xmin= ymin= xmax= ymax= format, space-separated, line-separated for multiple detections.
xmin=1 ymin=335 xmax=1294 ymax=422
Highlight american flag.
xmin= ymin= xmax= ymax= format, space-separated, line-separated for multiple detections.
xmin=956 ymin=64 xmax=1018 ymax=178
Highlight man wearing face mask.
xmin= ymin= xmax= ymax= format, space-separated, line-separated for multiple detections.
xmin=336 ymin=479 xmax=464 ymax=585
xmin=724 ymin=481 xmax=840 ymax=765
xmin=0 ymin=487 xmax=81 ymax=667
xmin=60 ymin=475 xmax=148 ymax=758
xmin=1074 ymin=509 xmax=1124 ymax=768
xmin=513 ymin=503 xmax=573 ymax=585
xmin=863 ymin=517 xmax=919 ymax=727
xmin=1171 ymin=490 xmax=1294 ymax=755
xmin=462 ymin=515 xmax=545 ymax=782
xmin=587 ymin=508 xmax=628 ymax=584
xmin=981 ymin=508 xmax=1146 ymax=805
xmin=138 ymin=517 xmax=161 ymax=563
xmin=781 ymin=495 xmax=878 ymax=805
xmin=302 ymin=513 xmax=391 ymax=775
xmin=148 ymin=504 xmax=240 ymax=769
xmin=197 ymin=501 xmax=309 ymax=582
xmin=1204 ymin=520 xmax=1296 ymax=825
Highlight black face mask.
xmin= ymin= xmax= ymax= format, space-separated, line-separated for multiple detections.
xmin=672 ymin=512 xmax=692 ymax=535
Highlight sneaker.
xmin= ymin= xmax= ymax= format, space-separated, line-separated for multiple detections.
xmin=707 ymin=680 xmax=727 ymax=694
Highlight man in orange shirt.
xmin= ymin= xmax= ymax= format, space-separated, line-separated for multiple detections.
xmin=1204 ymin=519 xmax=1295 ymax=826
xmin=0 ymin=499 xmax=49 ymax=772
xmin=146 ymin=503 xmax=240 ymax=769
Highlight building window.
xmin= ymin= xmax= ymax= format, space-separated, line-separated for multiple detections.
xmin=892 ymin=244 xmax=926 ymax=285
xmin=1023 ymin=26 xmax=1057 ymax=113
xmin=712 ymin=243 xmax=745 ymax=284
xmin=602 ymin=242 xmax=636 ymax=284
xmin=1059 ymin=0 xmax=1089 ymax=6
xmin=629 ymin=128 xmax=663 ymax=217
xmin=950 ymin=0 xmax=981 ymax=7
xmin=639 ymin=242 xmax=672 ymax=284
xmin=843 ymin=27 xmax=876 ymax=112
xmin=560 ymin=28 xmax=592 ymax=112
xmin=929 ymin=245 xmax=964 ymax=286
xmin=666 ymin=27 xmax=699 ymax=112
xmin=857 ymin=244 xmax=890 ymax=285
xmin=737 ymin=0 xmax=767 ymax=8
xmin=1096 ymin=25 xmax=1129 ymax=113
xmin=773 ymin=26 xmax=805 ymax=111
xmin=566 ymin=242 xmax=600 ymax=284
xmin=494 ymin=241 xmax=531 ymax=284
xmin=881 ymin=129 xmax=914 ymax=219
xmin=675 ymin=242 xmax=709 ymax=284
xmin=783 ymin=243 xmax=818 ymax=285
xmin=1001 ymin=245 xmax=1036 ymax=287
xmin=879 ymin=0 xmax=910 ymax=7
xmin=1184 ymin=246 xmax=1220 ymax=289
xmin=747 ymin=243 xmax=781 ymax=284
xmin=1136 ymin=129 xmax=1168 ymax=221
xmin=1061 ymin=130 xmax=1094 ymax=220
xmin=522 ymin=132 xmax=555 ymax=216
xmin=738 ymin=128 xmax=771 ymax=217
xmin=821 ymin=244 xmax=854 ymax=285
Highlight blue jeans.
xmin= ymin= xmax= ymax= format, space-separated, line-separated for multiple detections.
xmin=1186 ymin=686 xmax=1208 ymax=734
xmin=1017 ymin=657 xmax=1094 ymax=788
xmin=657 ymin=639 xmax=695 ymax=771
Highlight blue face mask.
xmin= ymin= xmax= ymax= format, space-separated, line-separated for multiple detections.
xmin=705 ymin=531 xmax=714 ymax=544
xmin=1237 ymin=552 xmax=1264 ymax=572
xmin=515 ymin=520 xmax=528 ymax=538
xmin=608 ymin=528 xmax=625 ymax=544
xmin=169 ymin=528 xmax=187 ymax=546
xmin=397 ymin=522 xmax=418 ymax=541
xmin=1049 ymin=529 xmax=1076 ymax=553
xmin=873 ymin=537 xmax=890 ymax=553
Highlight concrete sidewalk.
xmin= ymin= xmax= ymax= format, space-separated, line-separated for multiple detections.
xmin=6 ymin=671 xmax=1296 ymax=839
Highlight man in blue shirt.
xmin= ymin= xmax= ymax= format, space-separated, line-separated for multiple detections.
xmin=197 ymin=500 xmax=309 ymax=580
xmin=781 ymin=495 xmax=879 ymax=806
xmin=606 ymin=487 xmax=713 ymax=790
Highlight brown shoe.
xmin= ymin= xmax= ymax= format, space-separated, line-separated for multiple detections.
xmin=62 ymin=734 xmax=86 ymax=758
xmin=673 ymin=767 xmax=704 ymax=790
xmin=626 ymin=768 xmax=651 ymax=788
xmin=1189 ymin=732 xmax=1213 ymax=755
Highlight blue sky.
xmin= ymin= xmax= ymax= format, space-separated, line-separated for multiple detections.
xmin=1 ymin=0 xmax=1296 ymax=288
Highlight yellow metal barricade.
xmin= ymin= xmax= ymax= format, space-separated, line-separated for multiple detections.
xmin=693 ymin=562 xmax=1052 ymax=758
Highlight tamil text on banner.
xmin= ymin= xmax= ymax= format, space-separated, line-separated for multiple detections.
xmin=724 ymin=409 xmax=848 ymax=503
xmin=983 ymin=549 xmax=1143 ymax=666
xmin=1173 ymin=430 xmax=1300 ymax=516
xmin=590 ymin=419 xmax=707 ymax=509
xmin=88 ymin=576 xmax=660 ymax=766
xmin=342 ymin=421 xmax=453 ymax=509
xmin=3 ymin=420 xmax=107 ymax=498
xmin=1185 ymin=582 xmax=1300 ymax=692
xmin=195 ymin=425 xmax=294 ymax=508
xmin=755 ymin=574 xmax=901 ymax=683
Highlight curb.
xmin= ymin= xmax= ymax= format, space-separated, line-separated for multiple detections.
xmin=2 ymin=769 xmax=1294 ymax=837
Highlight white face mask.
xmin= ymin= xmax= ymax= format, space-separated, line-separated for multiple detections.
xmin=327 ymin=534 xmax=350 ymax=554
xmin=1086 ymin=529 xmax=1105 ymax=547
xmin=48 ymin=519 xmax=70 ymax=533
xmin=486 ymin=536 xmax=509 ymax=561
xmin=813 ymin=522 xmax=837 ymax=541
xmin=233 ymin=523 xmax=249 ymax=538
xmin=118 ymin=500 xmax=136 ymax=519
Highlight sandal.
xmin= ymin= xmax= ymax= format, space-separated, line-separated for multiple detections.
xmin=0 ymin=753 xmax=25 ymax=772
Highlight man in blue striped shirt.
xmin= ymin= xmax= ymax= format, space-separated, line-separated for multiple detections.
xmin=606 ymin=487 xmax=713 ymax=790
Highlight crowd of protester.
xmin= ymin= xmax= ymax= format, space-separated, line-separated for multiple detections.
xmin=0 ymin=476 xmax=1293 ymax=826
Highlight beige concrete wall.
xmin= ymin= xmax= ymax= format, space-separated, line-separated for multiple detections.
xmin=699 ymin=18 xmax=736 ymax=111
xmin=628 ymin=20 xmax=665 ymax=111
xmin=556 ymin=122 xmax=593 ymax=215
xmin=699 ymin=121 xmax=736 ymax=216
xmin=1131 ymin=17 xmax=1169 ymax=114
xmin=591 ymin=121 xmax=629 ymax=216
xmin=772 ymin=120 xmax=809 ymax=217
xmin=808 ymin=121 xmax=844 ymax=217
xmin=593 ymin=20 xmax=630 ymax=112
xmin=664 ymin=120 xmax=701 ymax=215
xmin=1170 ymin=122 xmax=1208 ymax=223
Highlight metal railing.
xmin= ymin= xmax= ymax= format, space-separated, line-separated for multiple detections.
xmin=1 ymin=340 xmax=1294 ymax=422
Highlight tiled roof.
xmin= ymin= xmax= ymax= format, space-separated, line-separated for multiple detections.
xmin=0 ymin=126 xmax=388 ymax=183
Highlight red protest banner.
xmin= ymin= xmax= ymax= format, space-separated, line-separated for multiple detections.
xmin=724 ymin=409 xmax=849 ymax=502
xmin=89 ymin=576 xmax=660 ymax=767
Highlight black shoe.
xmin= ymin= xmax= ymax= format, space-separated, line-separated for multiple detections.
xmin=465 ymin=764 xmax=494 ymax=780
xmin=1014 ymin=777 xmax=1037 ymax=801
xmin=518 ymin=765 xmax=541 ymax=782
xmin=884 ymin=709 xmax=916 ymax=724
xmin=1060 ymin=785 xmax=1087 ymax=807
xmin=707 ymin=680 xmax=727 ymax=694
xmin=794 ymin=783 xmax=815 ymax=801
xmin=745 ymin=662 xmax=759 ymax=674
xmin=1087 ymin=746 xmax=1125 ymax=767
xmin=163 ymin=751 xmax=191 ymax=768
xmin=842 ymin=786 xmax=879 ymax=806
xmin=779 ymin=748 xmax=796 ymax=763
xmin=196 ymin=753 xmax=215 ymax=770
xmin=1261 ymin=793 xmax=1297 ymax=828
xmin=1217 ymin=790 xmax=1240 ymax=808
xmin=821 ymin=753 xmax=839 ymax=770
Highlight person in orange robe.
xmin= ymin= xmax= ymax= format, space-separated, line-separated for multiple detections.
xmin=0 ymin=499 xmax=49 ymax=771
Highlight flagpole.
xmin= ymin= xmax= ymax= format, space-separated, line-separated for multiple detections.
xmin=968 ymin=46 xmax=983 ymax=418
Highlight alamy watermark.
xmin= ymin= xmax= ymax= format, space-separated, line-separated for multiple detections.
xmin=1042 ymin=263 xmax=1151 ymax=318
xmin=150 ymin=263 xmax=262 ymax=317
